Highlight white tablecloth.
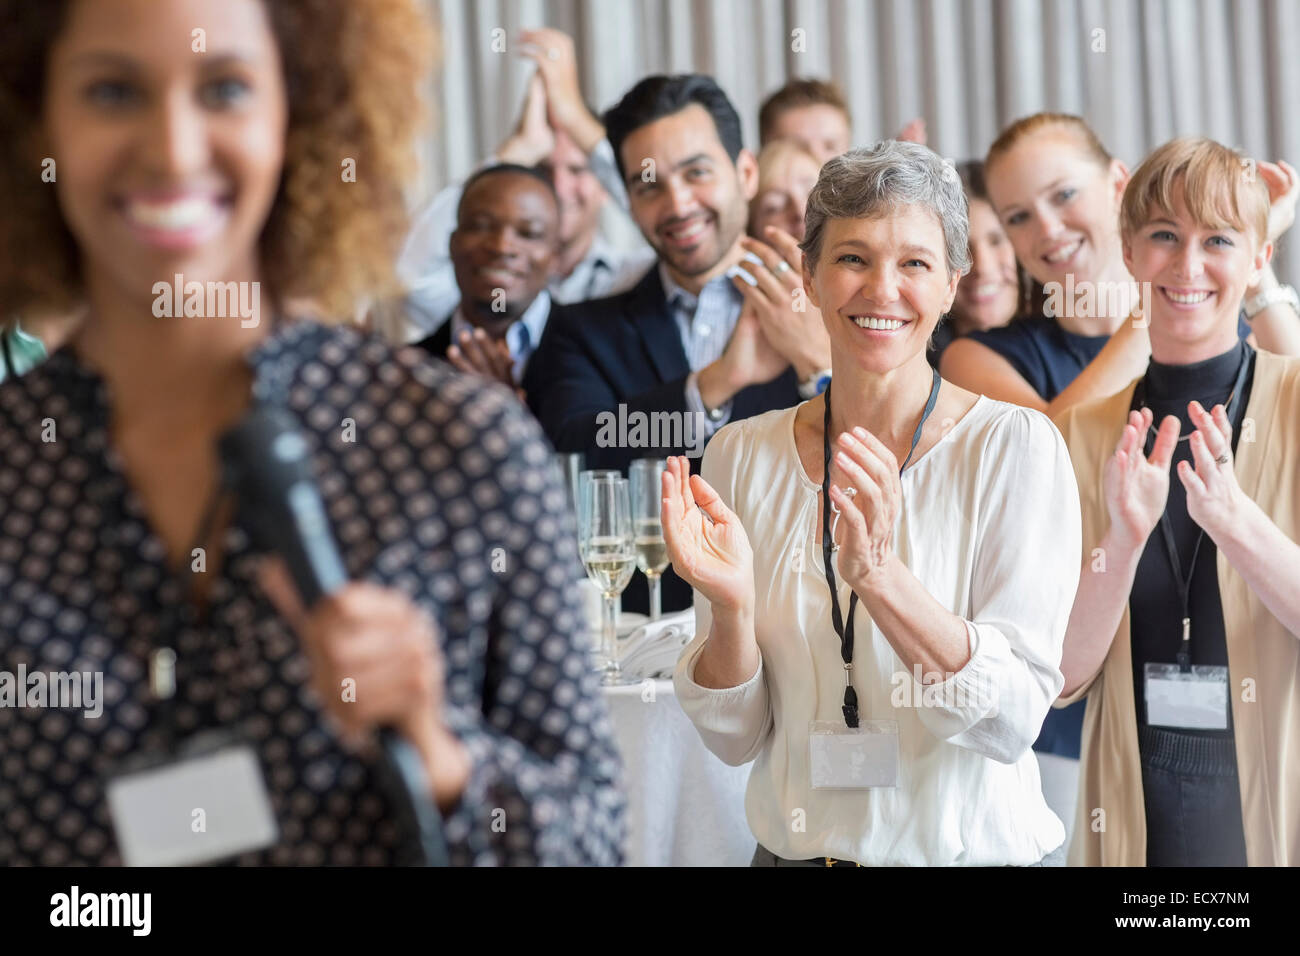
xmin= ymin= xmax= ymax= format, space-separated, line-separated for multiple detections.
xmin=604 ymin=680 xmax=754 ymax=866
xmin=604 ymin=679 xmax=1080 ymax=865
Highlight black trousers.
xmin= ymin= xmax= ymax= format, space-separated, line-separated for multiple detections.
xmin=1139 ymin=723 xmax=1248 ymax=866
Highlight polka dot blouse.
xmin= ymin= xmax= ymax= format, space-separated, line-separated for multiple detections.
xmin=0 ymin=320 xmax=626 ymax=866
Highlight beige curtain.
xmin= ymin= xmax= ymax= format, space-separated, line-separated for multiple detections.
xmin=424 ymin=0 xmax=1300 ymax=282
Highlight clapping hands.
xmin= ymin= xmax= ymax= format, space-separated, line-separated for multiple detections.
xmin=1103 ymin=408 xmax=1179 ymax=554
xmin=660 ymin=456 xmax=754 ymax=614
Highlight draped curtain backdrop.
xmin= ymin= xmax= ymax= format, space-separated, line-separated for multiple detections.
xmin=424 ymin=0 xmax=1300 ymax=283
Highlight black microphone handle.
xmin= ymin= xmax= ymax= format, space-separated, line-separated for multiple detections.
xmin=219 ymin=404 xmax=449 ymax=866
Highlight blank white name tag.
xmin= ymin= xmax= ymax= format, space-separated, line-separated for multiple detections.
xmin=107 ymin=743 xmax=278 ymax=866
xmin=1144 ymin=663 xmax=1230 ymax=730
xmin=809 ymin=719 xmax=899 ymax=789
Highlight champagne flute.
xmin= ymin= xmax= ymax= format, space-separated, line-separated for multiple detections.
xmin=629 ymin=458 xmax=669 ymax=620
xmin=578 ymin=474 xmax=636 ymax=684
xmin=552 ymin=452 xmax=585 ymax=519
xmin=576 ymin=469 xmax=623 ymax=654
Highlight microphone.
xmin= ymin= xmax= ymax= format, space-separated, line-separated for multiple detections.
xmin=219 ymin=402 xmax=449 ymax=866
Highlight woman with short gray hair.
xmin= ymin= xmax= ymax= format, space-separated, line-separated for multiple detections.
xmin=663 ymin=140 xmax=1081 ymax=865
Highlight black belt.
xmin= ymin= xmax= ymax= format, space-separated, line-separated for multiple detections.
xmin=809 ymin=856 xmax=862 ymax=867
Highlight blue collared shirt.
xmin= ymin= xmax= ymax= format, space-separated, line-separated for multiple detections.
xmin=658 ymin=259 xmax=758 ymax=435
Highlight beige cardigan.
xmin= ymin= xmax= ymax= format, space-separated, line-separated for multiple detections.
xmin=1054 ymin=349 xmax=1300 ymax=866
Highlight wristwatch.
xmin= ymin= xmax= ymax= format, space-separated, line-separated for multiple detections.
xmin=1244 ymin=284 xmax=1299 ymax=320
xmin=798 ymin=368 xmax=832 ymax=400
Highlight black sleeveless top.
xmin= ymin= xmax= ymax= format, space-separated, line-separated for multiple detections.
xmin=1128 ymin=341 xmax=1256 ymax=733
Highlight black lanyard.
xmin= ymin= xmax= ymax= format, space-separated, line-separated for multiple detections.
xmin=1130 ymin=345 xmax=1251 ymax=672
xmin=821 ymin=366 xmax=941 ymax=727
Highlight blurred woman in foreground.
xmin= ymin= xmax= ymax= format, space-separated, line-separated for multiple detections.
xmin=0 ymin=0 xmax=623 ymax=865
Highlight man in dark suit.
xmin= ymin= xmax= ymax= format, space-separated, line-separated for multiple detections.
xmin=526 ymin=75 xmax=832 ymax=613
xmin=416 ymin=163 xmax=559 ymax=391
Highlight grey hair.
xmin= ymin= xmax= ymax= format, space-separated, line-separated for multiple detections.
xmin=799 ymin=140 xmax=971 ymax=276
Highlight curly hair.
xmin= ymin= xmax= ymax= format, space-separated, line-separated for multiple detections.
xmin=0 ymin=0 xmax=435 ymax=322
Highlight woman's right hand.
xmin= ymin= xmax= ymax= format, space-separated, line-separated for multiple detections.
xmin=660 ymin=455 xmax=755 ymax=615
xmin=1103 ymin=409 xmax=1180 ymax=553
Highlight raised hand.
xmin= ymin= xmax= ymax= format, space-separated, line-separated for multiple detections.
xmin=827 ymin=427 xmax=902 ymax=590
xmin=497 ymin=72 xmax=555 ymax=167
xmin=517 ymin=28 xmax=604 ymax=151
xmin=896 ymin=117 xmax=927 ymax=145
xmin=722 ymin=294 xmax=792 ymax=389
xmin=733 ymin=232 xmax=831 ymax=381
xmin=259 ymin=561 xmax=470 ymax=808
xmin=1103 ymin=408 xmax=1179 ymax=553
xmin=1257 ymin=159 xmax=1298 ymax=244
xmin=660 ymin=455 xmax=754 ymax=614
xmin=1179 ymin=400 xmax=1246 ymax=540
xmin=447 ymin=327 xmax=518 ymax=390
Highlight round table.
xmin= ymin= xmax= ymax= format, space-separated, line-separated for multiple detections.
xmin=604 ymin=680 xmax=754 ymax=866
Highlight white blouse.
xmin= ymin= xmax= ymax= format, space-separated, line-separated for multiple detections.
xmin=673 ymin=397 xmax=1081 ymax=865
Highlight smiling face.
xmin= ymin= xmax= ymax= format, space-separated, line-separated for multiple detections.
xmin=950 ymin=197 xmax=1018 ymax=332
xmin=750 ymin=147 xmax=820 ymax=241
xmin=622 ymin=103 xmax=757 ymax=288
xmin=450 ymin=171 xmax=558 ymax=333
xmin=768 ymin=104 xmax=851 ymax=166
xmin=1124 ymin=186 xmax=1270 ymax=364
xmin=803 ymin=206 xmax=961 ymax=375
xmin=42 ymin=0 xmax=288 ymax=307
xmin=986 ymin=128 xmax=1127 ymax=291
xmin=537 ymin=127 xmax=604 ymax=250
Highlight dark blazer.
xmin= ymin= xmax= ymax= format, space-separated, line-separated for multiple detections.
xmin=524 ymin=266 xmax=800 ymax=614
xmin=413 ymin=317 xmax=454 ymax=362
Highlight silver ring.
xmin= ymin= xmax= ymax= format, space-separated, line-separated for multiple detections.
xmin=774 ymin=260 xmax=792 ymax=274
xmin=843 ymin=486 xmax=857 ymax=498
xmin=1215 ymin=453 xmax=1229 ymax=466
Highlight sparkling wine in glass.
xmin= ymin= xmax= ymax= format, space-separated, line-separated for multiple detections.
xmin=578 ymin=474 xmax=636 ymax=684
xmin=629 ymin=458 xmax=669 ymax=620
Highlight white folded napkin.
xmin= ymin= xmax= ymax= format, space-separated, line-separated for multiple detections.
xmin=617 ymin=608 xmax=696 ymax=681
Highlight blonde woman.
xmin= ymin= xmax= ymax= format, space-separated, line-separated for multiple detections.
xmin=1056 ymin=138 xmax=1300 ymax=865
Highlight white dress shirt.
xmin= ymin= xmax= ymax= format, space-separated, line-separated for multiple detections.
xmin=673 ymin=397 xmax=1080 ymax=865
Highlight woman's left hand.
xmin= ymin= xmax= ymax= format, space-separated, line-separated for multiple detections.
xmin=828 ymin=427 xmax=901 ymax=591
xmin=1179 ymin=400 xmax=1247 ymax=541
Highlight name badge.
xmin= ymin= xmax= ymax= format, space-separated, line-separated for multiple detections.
xmin=809 ymin=719 xmax=899 ymax=789
xmin=1144 ymin=663 xmax=1230 ymax=730
xmin=107 ymin=740 xmax=278 ymax=866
